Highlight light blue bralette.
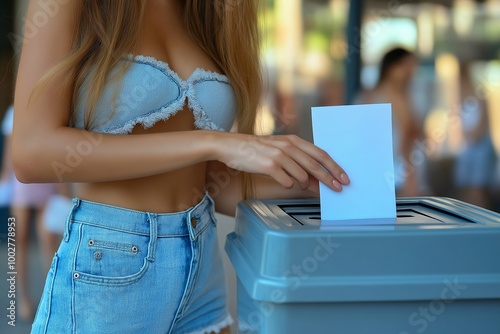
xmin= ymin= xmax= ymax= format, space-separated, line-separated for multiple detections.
xmin=72 ymin=55 xmax=236 ymax=134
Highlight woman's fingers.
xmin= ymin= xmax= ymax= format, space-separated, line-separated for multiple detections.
xmin=267 ymin=135 xmax=349 ymax=192
xmin=268 ymin=168 xmax=295 ymax=189
xmin=264 ymin=147 xmax=311 ymax=190
xmin=287 ymin=134 xmax=349 ymax=184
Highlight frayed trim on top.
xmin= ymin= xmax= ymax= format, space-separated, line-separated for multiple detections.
xmin=103 ymin=98 xmax=187 ymax=135
xmin=183 ymin=314 xmax=234 ymax=334
xmin=187 ymin=89 xmax=223 ymax=132
xmin=101 ymin=95 xmax=225 ymax=135
xmin=125 ymin=54 xmax=230 ymax=84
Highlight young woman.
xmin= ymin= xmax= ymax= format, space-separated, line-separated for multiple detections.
xmin=14 ymin=1 xmax=349 ymax=333
xmin=358 ymin=48 xmax=421 ymax=196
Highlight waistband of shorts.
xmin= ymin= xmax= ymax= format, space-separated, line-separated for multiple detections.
xmin=68 ymin=193 xmax=214 ymax=238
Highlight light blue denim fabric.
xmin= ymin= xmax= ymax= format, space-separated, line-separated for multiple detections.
xmin=31 ymin=194 xmax=232 ymax=334
xmin=72 ymin=54 xmax=237 ymax=134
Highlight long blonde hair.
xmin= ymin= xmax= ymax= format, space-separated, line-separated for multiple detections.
xmin=34 ymin=0 xmax=261 ymax=198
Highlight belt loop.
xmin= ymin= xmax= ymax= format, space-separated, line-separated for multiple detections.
xmin=187 ymin=209 xmax=198 ymax=241
xmin=205 ymin=191 xmax=214 ymax=208
xmin=63 ymin=198 xmax=80 ymax=242
xmin=146 ymin=213 xmax=158 ymax=262
xmin=205 ymin=192 xmax=216 ymax=215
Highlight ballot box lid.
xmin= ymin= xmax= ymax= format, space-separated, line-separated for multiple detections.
xmin=225 ymin=197 xmax=500 ymax=303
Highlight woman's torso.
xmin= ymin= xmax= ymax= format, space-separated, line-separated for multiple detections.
xmin=75 ymin=1 xmax=231 ymax=212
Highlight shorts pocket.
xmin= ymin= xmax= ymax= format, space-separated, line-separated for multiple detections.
xmin=32 ymin=254 xmax=59 ymax=333
xmin=72 ymin=223 xmax=150 ymax=286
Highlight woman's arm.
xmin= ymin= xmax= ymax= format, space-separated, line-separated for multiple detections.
xmin=13 ymin=0 xmax=212 ymax=183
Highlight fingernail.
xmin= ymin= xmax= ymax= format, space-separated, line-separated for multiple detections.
xmin=340 ymin=173 xmax=350 ymax=184
xmin=332 ymin=180 xmax=342 ymax=191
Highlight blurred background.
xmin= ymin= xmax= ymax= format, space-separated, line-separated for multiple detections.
xmin=255 ymin=0 xmax=500 ymax=211
xmin=0 ymin=0 xmax=499 ymax=332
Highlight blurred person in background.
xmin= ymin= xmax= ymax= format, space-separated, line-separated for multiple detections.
xmin=1 ymin=104 xmax=61 ymax=322
xmin=358 ymin=48 xmax=422 ymax=196
xmin=454 ymin=63 xmax=497 ymax=209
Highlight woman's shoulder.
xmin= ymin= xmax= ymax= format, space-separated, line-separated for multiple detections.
xmin=18 ymin=0 xmax=82 ymax=75
xmin=15 ymin=0 xmax=83 ymax=134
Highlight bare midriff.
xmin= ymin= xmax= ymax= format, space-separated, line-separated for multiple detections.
xmin=76 ymin=105 xmax=209 ymax=213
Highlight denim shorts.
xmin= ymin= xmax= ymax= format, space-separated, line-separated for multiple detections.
xmin=31 ymin=194 xmax=232 ymax=334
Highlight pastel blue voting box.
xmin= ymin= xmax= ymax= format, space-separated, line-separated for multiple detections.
xmin=225 ymin=197 xmax=500 ymax=334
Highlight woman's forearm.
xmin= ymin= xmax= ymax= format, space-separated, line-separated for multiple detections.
xmin=13 ymin=127 xmax=217 ymax=183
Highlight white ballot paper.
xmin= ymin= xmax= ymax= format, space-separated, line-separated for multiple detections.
xmin=311 ymin=103 xmax=396 ymax=222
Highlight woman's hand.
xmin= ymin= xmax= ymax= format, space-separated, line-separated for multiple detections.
xmin=213 ymin=133 xmax=350 ymax=192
